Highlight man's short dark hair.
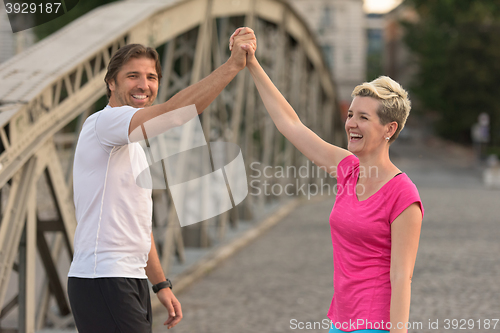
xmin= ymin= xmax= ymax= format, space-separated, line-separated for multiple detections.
xmin=104 ymin=44 xmax=162 ymax=99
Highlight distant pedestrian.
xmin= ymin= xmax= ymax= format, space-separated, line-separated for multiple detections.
xmin=234 ymin=28 xmax=424 ymax=333
xmin=471 ymin=112 xmax=490 ymax=162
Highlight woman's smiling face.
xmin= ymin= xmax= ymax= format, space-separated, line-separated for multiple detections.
xmin=345 ymin=96 xmax=392 ymax=155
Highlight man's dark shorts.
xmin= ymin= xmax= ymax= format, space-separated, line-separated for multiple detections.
xmin=68 ymin=277 xmax=152 ymax=333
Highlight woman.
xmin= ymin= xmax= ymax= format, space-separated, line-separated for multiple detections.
xmin=231 ymin=29 xmax=424 ymax=333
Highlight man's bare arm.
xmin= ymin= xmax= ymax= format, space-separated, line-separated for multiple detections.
xmin=128 ymin=28 xmax=257 ymax=137
xmin=145 ymin=232 xmax=183 ymax=329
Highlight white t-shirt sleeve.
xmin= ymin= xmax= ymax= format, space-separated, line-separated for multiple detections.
xmin=95 ymin=105 xmax=141 ymax=147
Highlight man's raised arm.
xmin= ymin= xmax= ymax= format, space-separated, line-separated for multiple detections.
xmin=128 ymin=28 xmax=257 ymax=139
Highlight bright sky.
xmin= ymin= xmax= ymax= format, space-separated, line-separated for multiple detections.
xmin=363 ymin=0 xmax=403 ymax=13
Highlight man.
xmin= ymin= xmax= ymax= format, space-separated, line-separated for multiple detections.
xmin=67 ymin=28 xmax=256 ymax=332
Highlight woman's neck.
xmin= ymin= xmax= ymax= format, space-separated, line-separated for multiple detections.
xmin=356 ymin=147 xmax=397 ymax=183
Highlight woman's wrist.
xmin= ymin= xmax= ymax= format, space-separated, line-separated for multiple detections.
xmin=246 ymin=57 xmax=260 ymax=72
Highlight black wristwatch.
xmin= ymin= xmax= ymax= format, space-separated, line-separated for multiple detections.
xmin=152 ymin=279 xmax=172 ymax=293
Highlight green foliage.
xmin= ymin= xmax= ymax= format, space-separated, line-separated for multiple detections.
xmin=366 ymin=53 xmax=383 ymax=82
xmin=486 ymin=146 xmax=500 ymax=159
xmin=402 ymin=0 xmax=500 ymax=144
xmin=33 ymin=0 xmax=120 ymax=40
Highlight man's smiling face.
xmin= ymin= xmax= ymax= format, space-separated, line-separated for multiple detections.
xmin=108 ymin=56 xmax=159 ymax=108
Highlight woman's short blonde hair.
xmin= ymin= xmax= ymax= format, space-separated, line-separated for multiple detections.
xmin=351 ymin=76 xmax=411 ymax=143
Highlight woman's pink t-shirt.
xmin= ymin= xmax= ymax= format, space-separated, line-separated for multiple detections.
xmin=328 ymin=155 xmax=424 ymax=331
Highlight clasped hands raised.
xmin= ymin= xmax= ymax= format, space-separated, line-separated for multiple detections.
xmin=227 ymin=27 xmax=258 ymax=70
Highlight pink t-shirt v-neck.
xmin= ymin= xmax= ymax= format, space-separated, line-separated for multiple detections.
xmin=328 ymin=154 xmax=424 ymax=331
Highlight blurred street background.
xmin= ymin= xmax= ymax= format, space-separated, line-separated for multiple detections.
xmin=152 ymin=132 xmax=500 ymax=333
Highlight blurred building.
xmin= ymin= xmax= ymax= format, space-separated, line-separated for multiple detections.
xmin=288 ymin=0 xmax=366 ymax=117
xmin=0 ymin=6 xmax=35 ymax=64
xmin=383 ymin=2 xmax=418 ymax=89
xmin=366 ymin=13 xmax=384 ymax=81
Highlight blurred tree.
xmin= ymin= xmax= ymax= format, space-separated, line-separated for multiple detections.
xmin=33 ymin=0 xmax=120 ymax=40
xmin=402 ymin=0 xmax=500 ymax=144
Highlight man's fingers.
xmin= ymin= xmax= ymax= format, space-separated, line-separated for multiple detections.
xmin=163 ymin=298 xmax=182 ymax=329
xmin=233 ymin=27 xmax=245 ymax=36
xmin=233 ymin=36 xmax=256 ymax=49
xmin=238 ymin=27 xmax=254 ymax=35
xmin=233 ymin=27 xmax=252 ymax=37
xmin=229 ymin=27 xmax=255 ymax=51
xmin=164 ymin=312 xmax=175 ymax=326
xmin=165 ymin=302 xmax=183 ymax=329
xmin=229 ymin=27 xmax=245 ymax=50
xmin=173 ymin=299 xmax=183 ymax=319
xmin=164 ymin=299 xmax=176 ymax=318
xmin=167 ymin=315 xmax=182 ymax=329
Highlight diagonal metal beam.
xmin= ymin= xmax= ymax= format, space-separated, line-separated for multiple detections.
xmin=18 ymin=185 xmax=36 ymax=333
xmin=43 ymin=141 xmax=77 ymax=255
xmin=0 ymin=157 xmax=37 ymax=310
xmin=36 ymin=229 xmax=70 ymax=316
xmin=35 ymin=234 xmax=64 ymax=331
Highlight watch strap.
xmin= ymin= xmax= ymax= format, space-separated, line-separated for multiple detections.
xmin=152 ymin=279 xmax=172 ymax=293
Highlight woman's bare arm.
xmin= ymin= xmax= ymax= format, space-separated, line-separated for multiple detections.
xmin=244 ymin=44 xmax=351 ymax=176
xmin=389 ymin=203 xmax=422 ymax=333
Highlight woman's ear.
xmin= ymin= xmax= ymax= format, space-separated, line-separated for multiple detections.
xmin=387 ymin=121 xmax=398 ymax=138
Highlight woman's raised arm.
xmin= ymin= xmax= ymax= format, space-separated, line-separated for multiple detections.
xmin=239 ymin=36 xmax=351 ymax=175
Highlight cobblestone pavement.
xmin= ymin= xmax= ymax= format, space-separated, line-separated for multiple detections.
xmin=153 ymin=137 xmax=500 ymax=333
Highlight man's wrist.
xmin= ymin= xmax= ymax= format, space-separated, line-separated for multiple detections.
xmin=224 ymin=57 xmax=244 ymax=73
xmin=152 ymin=279 xmax=172 ymax=293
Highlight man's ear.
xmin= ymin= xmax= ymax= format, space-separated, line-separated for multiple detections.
xmin=108 ymin=78 xmax=116 ymax=93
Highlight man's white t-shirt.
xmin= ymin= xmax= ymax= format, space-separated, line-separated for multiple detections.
xmin=68 ymin=105 xmax=152 ymax=279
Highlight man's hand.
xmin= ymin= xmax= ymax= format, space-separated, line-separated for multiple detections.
xmin=228 ymin=27 xmax=257 ymax=70
xmin=157 ymin=288 xmax=183 ymax=329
